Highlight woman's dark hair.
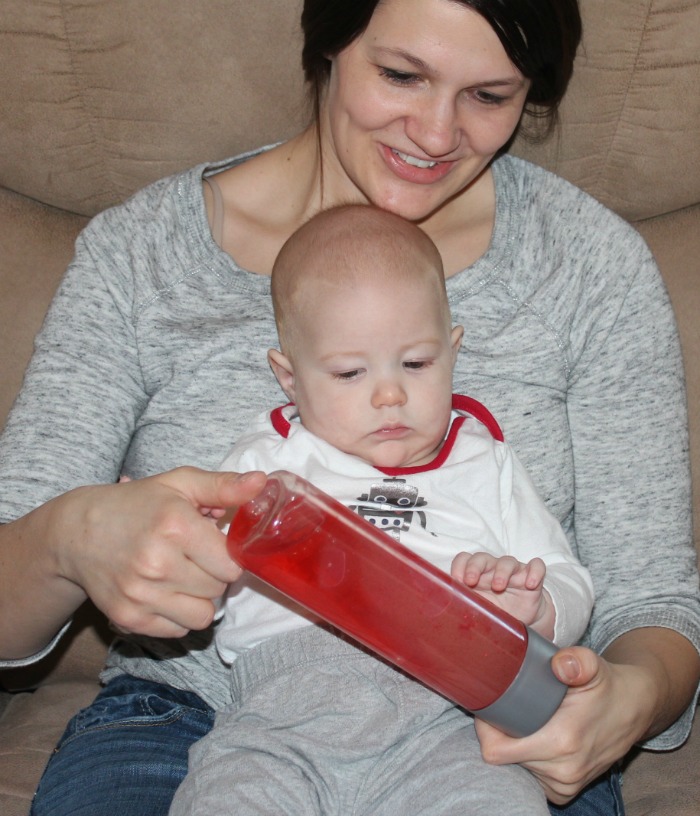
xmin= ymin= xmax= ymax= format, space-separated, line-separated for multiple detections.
xmin=301 ymin=0 xmax=582 ymax=140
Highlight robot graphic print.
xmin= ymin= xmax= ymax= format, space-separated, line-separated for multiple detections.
xmin=350 ymin=478 xmax=428 ymax=542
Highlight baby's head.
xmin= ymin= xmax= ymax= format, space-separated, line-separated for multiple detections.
xmin=269 ymin=204 xmax=463 ymax=468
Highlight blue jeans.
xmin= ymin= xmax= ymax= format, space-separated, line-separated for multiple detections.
xmin=549 ymin=768 xmax=625 ymax=816
xmin=31 ymin=675 xmax=215 ymax=816
xmin=31 ymin=674 xmax=624 ymax=815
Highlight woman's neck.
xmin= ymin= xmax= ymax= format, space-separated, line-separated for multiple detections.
xmin=205 ymin=126 xmax=497 ymax=278
xmin=204 ymin=129 xmax=324 ymax=275
xmin=419 ymin=167 xmax=497 ymax=277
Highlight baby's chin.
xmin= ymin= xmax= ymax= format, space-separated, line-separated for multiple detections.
xmin=364 ymin=442 xmax=441 ymax=470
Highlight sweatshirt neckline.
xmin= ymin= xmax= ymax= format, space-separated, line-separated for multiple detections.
xmin=181 ymin=147 xmax=519 ymax=295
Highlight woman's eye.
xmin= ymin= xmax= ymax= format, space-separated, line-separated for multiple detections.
xmin=473 ymin=89 xmax=507 ymax=106
xmin=379 ymin=67 xmax=419 ymax=86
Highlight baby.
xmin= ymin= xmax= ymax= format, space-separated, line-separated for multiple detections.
xmin=169 ymin=204 xmax=594 ymax=816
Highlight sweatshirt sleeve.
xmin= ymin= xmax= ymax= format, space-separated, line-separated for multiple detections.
xmin=500 ymin=444 xmax=595 ymax=647
xmin=0 ymin=208 xmax=148 ymax=524
xmin=566 ymin=238 xmax=700 ymax=750
xmin=0 ymin=209 xmax=148 ymax=666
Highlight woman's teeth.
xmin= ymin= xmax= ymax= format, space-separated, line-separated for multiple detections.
xmin=393 ymin=149 xmax=438 ymax=169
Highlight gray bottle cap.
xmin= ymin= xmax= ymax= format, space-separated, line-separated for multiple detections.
xmin=472 ymin=628 xmax=567 ymax=737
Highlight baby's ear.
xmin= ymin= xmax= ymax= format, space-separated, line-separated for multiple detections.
xmin=268 ymin=348 xmax=296 ymax=402
xmin=450 ymin=325 xmax=464 ymax=363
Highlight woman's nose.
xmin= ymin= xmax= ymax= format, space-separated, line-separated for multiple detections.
xmin=372 ymin=379 xmax=407 ymax=409
xmin=405 ymin=94 xmax=461 ymax=158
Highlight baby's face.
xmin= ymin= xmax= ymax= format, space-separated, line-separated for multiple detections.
xmin=285 ymin=275 xmax=461 ymax=468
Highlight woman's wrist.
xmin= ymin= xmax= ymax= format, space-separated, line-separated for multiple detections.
xmin=0 ymin=490 xmax=90 ymax=659
xmin=48 ymin=484 xmax=104 ymax=590
xmin=603 ymin=627 xmax=700 ymax=742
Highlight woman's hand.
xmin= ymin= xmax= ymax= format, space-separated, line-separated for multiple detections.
xmin=61 ymin=467 xmax=268 ymax=639
xmin=0 ymin=467 xmax=267 ymax=658
xmin=475 ymin=631 xmax=700 ymax=804
xmin=475 ymin=647 xmax=636 ymax=804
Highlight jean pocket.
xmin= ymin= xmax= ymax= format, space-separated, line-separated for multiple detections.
xmin=62 ymin=688 xmax=191 ymax=745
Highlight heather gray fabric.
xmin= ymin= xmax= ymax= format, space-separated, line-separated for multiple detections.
xmin=0 ymin=150 xmax=697 ymax=749
xmin=169 ymin=625 xmax=549 ymax=816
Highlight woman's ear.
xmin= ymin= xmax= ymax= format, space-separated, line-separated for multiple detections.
xmin=268 ymin=348 xmax=296 ymax=402
xmin=450 ymin=325 xmax=464 ymax=365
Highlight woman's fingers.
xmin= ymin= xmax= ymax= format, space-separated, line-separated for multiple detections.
xmin=60 ymin=468 xmax=268 ymax=638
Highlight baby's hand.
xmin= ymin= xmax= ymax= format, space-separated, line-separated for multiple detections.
xmin=451 ymin=552 xmax=554 ymax=638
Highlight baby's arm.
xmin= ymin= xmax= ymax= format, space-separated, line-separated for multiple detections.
xmin=451 ymin=552 xmax=555 ymax=640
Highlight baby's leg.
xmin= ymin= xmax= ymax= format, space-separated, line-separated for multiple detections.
xmin=170 ymin=624 xmax=423 ymax=816
xmin=168 ymin=700 xmax=322 ymax=816
xmin=360 ymin=709 xmax=549 ymax=816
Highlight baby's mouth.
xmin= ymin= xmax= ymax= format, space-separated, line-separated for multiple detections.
xmin=374 ymin=424 xmax=411 ymax=438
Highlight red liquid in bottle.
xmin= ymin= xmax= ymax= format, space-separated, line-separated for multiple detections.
xmin=227 ymin=470 xmax=529 ymax=713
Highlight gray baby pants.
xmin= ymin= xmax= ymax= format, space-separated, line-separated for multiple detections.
xmin=169 ymin=625 xmax=548 ymax=815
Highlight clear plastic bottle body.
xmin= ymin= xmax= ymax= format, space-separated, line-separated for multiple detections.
xmin=226 ymin=470 xmax=565 ymax=736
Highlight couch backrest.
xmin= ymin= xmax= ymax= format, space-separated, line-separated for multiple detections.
xmin=1 ymin=0 xmax=698 ymax=221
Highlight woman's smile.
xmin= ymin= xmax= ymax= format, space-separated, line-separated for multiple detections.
xmin=381 ymin=144 xmax=456 ymax=184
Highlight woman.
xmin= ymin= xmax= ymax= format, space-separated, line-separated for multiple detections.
xmin=1 ymin=1 xmax=698 ymax=814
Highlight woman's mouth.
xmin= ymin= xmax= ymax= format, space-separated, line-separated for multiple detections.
xmin=392 ymin=149 xmax=438 ymax=169
xmin=383 ymin=145 xmax=455 ymax=183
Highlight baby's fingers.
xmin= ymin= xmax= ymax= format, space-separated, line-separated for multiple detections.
xmin=490 ymin=556 xmax=523 ymax=591
xmin=524 ymin=557 xmax=547 ymax=590
xmin=451 ymin=551 xmax=497 ymax=587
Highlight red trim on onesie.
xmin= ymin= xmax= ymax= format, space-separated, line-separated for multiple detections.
xmin=270 ymin=403 xmax=293 ymax=438
xmin=269 ymin=395 xmax=504 ymax=475
xmin=379 ymin=414 xmax=468 ymax=476
xmin=451 ymin=394 xmax=504 ymax=442
xmin=372 ymin=394 xmax=504 ymax=476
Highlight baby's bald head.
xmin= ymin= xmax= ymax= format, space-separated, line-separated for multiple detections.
xmin=271 ymin=204 xmax=448 ymax=355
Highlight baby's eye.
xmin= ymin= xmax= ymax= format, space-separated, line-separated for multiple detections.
xmin=403 ymin=360 xmax=430 ymax=371
xmin=333 ymin=369 xmax=361 ymax=381
xmin=379 ymin=67 xmax=420 ymax=86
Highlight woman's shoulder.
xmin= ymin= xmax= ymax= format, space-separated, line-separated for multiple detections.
xmin=497 ymin=155 xmax=645 ymax=242
xmin=75 ymin=162 xmax=207 ymax=265
xmin=67 ymin=148 xmax=277 ymax=306
xmin=80 ymin=144 xmax=276 ymax=252
xmin=495 ymin=154 xmax=654 ymax=270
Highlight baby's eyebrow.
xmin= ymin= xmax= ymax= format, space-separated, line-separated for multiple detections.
xmin=319 ymin=352 xmax=365 ymax=366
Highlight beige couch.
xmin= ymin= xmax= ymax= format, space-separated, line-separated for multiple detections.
xmin=1 ymin=1 xmax=698 ymax=813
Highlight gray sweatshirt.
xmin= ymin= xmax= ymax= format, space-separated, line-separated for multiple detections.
xmin=1 ymin=151 xmax=698 ymax=748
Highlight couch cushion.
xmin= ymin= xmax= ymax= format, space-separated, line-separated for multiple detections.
xmin=636 ymin=204 xmax=700 ymax=548
xmin=0 ymin=0 xmax=306 ymax=216
xmin=623 ymin=708 xmax=700 ymax=816
xmin=0 ymin=681 xmax=101 ymax=816
xmin=513 ymin=0 xmax=700 ymax=220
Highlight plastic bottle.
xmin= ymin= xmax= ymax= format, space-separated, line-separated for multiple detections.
xmin=226 ymin=470 xmax=566 ymax=737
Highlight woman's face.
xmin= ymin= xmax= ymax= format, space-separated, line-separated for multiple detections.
xmin=320 ymin=0 xmax=530 ymax=222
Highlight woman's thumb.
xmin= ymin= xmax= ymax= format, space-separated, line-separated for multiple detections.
xmin=213 ymin=470 xmax=268 ymax=504
xmin=167 ymin=467 xmax=267 ymax=509
xmin=551 ymin=646 xmax=601 ymax=688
